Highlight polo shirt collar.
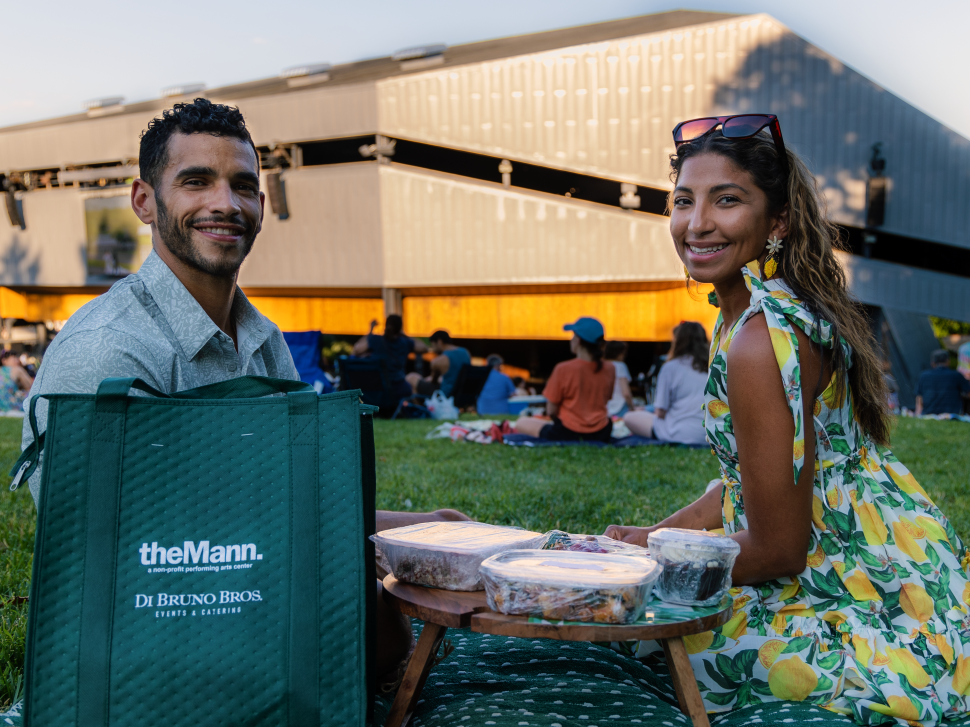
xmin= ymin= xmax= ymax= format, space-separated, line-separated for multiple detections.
xmin=137 ymin=250 xmax=268 ymax=362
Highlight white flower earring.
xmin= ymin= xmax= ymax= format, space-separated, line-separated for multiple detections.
xmin=765 ymin=236 xmax=784 ymax=278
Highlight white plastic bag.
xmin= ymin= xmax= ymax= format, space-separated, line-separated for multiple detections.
xmin=427 ymin=390 xmax=459 ymax=420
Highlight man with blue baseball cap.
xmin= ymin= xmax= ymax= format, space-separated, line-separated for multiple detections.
xmin=514 ymin=316 xmax=615 ymax=442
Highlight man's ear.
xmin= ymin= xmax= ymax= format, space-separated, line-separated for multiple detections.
xmin=131 ymin=179 xmax=156 ymax=224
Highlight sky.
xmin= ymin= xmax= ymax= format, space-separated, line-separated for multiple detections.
xmin=2 ymin=0 xmax=969 ymax=139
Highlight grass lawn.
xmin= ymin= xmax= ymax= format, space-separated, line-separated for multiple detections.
xmin=0 ymin=416 xmax=967 ymax=709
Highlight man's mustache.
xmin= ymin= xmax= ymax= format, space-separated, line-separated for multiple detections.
xmin=186 ymin=215 xmax=254 ymax=234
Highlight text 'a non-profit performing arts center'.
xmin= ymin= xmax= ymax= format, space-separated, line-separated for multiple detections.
xmin=1 ymin=10 xmax=968 ymax=403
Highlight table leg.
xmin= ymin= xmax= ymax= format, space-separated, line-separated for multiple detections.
xmin=661 ymin=636 xmax=710 ymax=727
xmin=384 ymin=622 xmax=448 ymax=727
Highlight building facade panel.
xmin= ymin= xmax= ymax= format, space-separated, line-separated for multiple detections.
xmin=378 ymin=165 xmax=681 ymax=288
xmin=839 ymin=253 xmax=970 ymax=323
xmin=378 ymin=13 xmax=970 ymax=250
xmin=223 ymin=82 xmax=378 ymax=146
xmin=237 ymin=164 xmax=385 ymax=288
xmin=0 ymin=111 xmax=154 ymax=170
xmin=403 ymin=286 xmax=718 ymax=341
xmin=0 ymin=188 xmax=88 ymax=286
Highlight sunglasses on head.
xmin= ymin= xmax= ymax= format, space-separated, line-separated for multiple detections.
xmin=672 ymin=114 xmax=788 ymax=172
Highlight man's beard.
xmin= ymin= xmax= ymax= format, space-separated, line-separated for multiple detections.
xmin=155 ymin=195 xmax=256 ymax=278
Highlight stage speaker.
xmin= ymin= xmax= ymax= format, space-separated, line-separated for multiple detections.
xmin=866 ymin=177 xmax=886 ymax=228
xmin=266 ymin=172 xmax=289 ymax=220
xmin=4 ymin=192 xmax=25 ymax=230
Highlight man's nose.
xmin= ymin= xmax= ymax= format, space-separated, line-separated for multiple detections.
xmin=207 ymin=179 xmax=243 ymax=215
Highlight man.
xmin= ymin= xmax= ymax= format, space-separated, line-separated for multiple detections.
xmin=405 ymin=330 xmax=471 ymax=398
xmin=352 ymin=314 xmax=428 ymax=411
xmin=915 ymin=349 xmax=970 ymax=416
xmin=22 ymin=98 xmax=465 ymax=680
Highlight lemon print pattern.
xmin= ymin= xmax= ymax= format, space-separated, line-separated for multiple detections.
xmin=679 ymin=262 xmax=970 ymax=724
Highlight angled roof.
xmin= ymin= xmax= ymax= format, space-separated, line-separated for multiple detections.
xmin=0 ymin=10 xmax=736 ymax=133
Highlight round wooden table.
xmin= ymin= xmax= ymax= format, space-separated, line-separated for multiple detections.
xmin=381 ymin=574 xmax=732 ymax=727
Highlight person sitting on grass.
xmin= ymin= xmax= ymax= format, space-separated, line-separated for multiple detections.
xmin=0 ymin=350 xmax=33 ymax=412
xmin=352 ymin=314 xmax=429 ymax=412
xmin=405 ymin=330 xmax=471 ymax=399
xmin=515 ymin=317 xmax=615 ymax=442
xmin=19 ymin=98 xmax=469 ymax=684
xmin=623 ymin=321 xmax=709 ymax=445
xmin=605 ymin=341 xmax=634 ymax=418
xmin=914 ymin=348 xmax=969 ymax=416
xmin=605 ymin=114 xmax=970 ymax=723
xmin=476 ymin=354 xmax=516 ymax=415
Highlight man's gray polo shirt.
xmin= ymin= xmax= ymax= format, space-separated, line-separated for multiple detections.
xmin=22 ymin=250 xmax=299 ymax=505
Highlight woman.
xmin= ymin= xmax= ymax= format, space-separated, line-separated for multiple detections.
xmin=624 ymin=322 xmax=708 ymax=445
xmin=606 ymin=116 xmax=970 ymax=723
xmin=515 ymin=317 xmax=615 ymax=442
xmin=0 ymin=350 xmax=32 ymax=412
xmin=605 ymin=341 xmax=634 ymax=418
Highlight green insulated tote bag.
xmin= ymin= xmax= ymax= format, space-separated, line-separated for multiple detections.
xmin=10 ymin=376 xmax=377 ymax=727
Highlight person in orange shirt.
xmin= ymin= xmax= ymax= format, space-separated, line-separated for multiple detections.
xmin=514 ymin=317 xmax=615 ymax=442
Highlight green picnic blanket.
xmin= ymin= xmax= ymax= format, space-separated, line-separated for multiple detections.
xmin=370 ymin=621 xmax=970 ymax=727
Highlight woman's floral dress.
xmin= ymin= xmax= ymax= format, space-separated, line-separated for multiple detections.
xmin=685 ymin=261 xmax=970 ymax=724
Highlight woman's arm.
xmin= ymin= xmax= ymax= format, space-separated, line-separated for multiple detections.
xmin=618 ymin=376 xmax=634 ymax=409
xmin=604 ymin=485 xmax=722 ymax=546
xmin=351 ymin=336 xmax=370 ymax=356
xmin=10 ymin=366 xmax=32 ymax=391
xmin=726 ymin=313 xmax=820 ymax=585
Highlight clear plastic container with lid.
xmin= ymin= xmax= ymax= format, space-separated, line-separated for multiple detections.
xmin=372 ymin=521 xmax=543 ymax=591
xmin=538 ymin=530 xmax=650 ymax=559
xmin=648 ymin=528 xmax=740 ymax=607
xmin=480 ymin=550 xmax=662 ymax=624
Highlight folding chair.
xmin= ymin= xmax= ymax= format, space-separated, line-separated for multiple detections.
xmin=336 ymin=356 xmax=389 ymax=409
xmin=450 ymin=364 xmax=493 ymax=411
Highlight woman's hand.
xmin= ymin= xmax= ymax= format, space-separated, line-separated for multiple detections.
xmin=602 ymin=524 xmax=658 ymax=547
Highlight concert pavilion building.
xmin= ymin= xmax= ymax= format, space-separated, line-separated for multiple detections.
xmin=1 ymin=10 xmax=968 ymax=404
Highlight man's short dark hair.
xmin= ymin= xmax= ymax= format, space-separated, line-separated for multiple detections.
xmin=429 ymin=330 xmax=452 ymax=344
xmin=139 ymin=98 xmax=257 ymax=188
xmin=931 ymin=349 xmax=950 ymax=366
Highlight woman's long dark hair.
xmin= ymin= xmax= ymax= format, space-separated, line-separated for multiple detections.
xmin=578 ymin=337 xmax=605 ymax=372
xmin=671 ymin=322 xmax=709 ymax=373
xmin=670 ymin=130 xmax=890 ymax=445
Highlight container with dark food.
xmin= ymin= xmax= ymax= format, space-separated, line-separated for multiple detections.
xmin=372 ymin=522 xmax=543 ymax=591
xmin=647 ymin=528 xmax=740 ymax=607
xmin=539 ymin=530 xmax=650 ymax=558
xmin=480 ymin=550 xmax=662 ymax=624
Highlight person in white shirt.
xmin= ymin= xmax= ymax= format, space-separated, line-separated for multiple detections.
xmin=624 ymin=322 xmax=709 ymax=445
xmin=605 ymin=341 xmax=634 ymax=417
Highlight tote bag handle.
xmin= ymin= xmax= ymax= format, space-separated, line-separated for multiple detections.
xmin=11 ymin=377 xmax=317 ymax=490
xmin=94 ymin=375 xmax=315 ymax=402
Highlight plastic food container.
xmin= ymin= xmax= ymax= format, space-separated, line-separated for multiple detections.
xmin=480 ymin=550 xmax=662 ymax=624
xmin=538 ymin=530 xmax=650 ymax=559
xmin=373 ymin=522 xmax=543 ymax=591
xmin=647 ymin=528 xmax=740 ymax=607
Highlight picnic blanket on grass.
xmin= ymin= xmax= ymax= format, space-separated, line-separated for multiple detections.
xmin=503 ymin=433 xmax=709 ymax=449
xmin=368 ymin=622 xmax=970 ymax=726
xmin=7 ymin=622 xmax=970 ymax=725
xmin=426 ymin=421 xmax=707 ymax=449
